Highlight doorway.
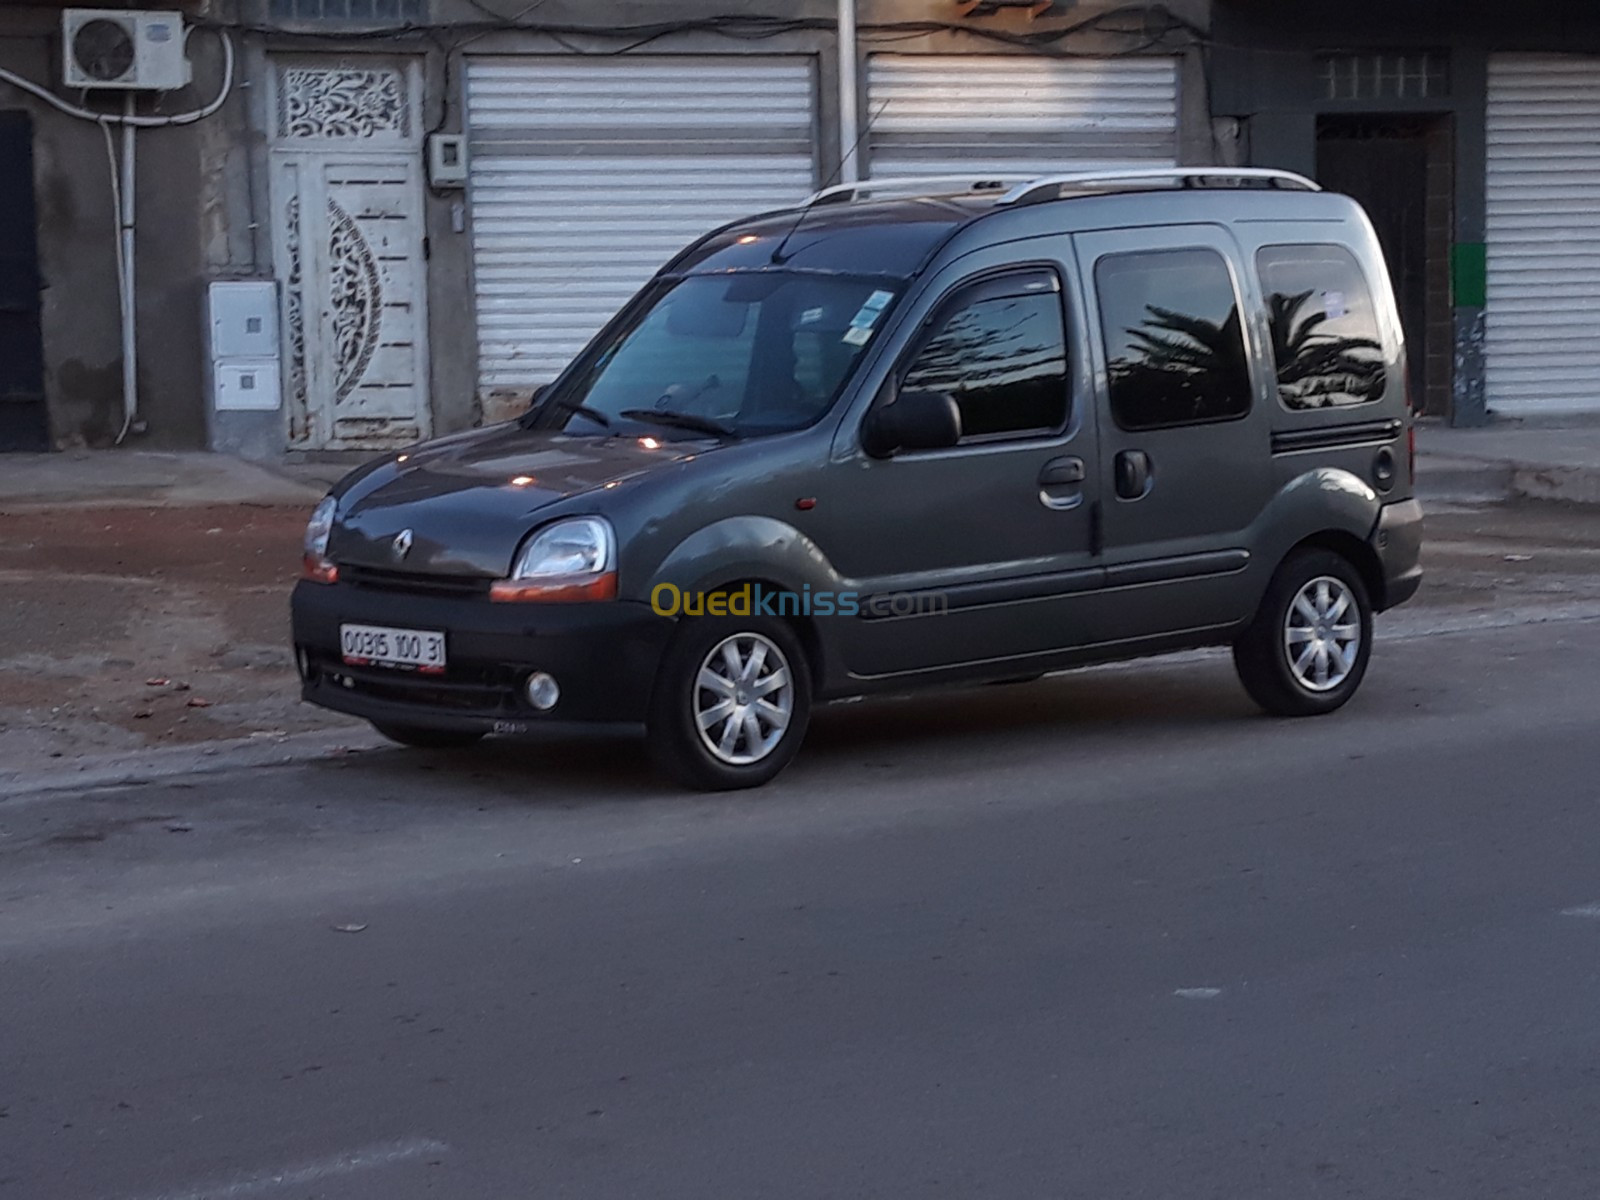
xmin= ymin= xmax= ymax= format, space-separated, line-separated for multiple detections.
xmin=1317 ymin=114 xmax=1454 ymax=417
xmin=268 ymin=60 xmax=431 ymax=451
xmin=0 ymin=111 xmax=47 ymax=451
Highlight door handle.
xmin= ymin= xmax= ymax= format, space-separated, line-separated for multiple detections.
xmin=1114 ymin=449 xmax=1152 ymax=500
xmin=1038 ymin=456 xmax=1085 ymax=487
xmin=1038 ymin=455 xmax=1086 ymax=510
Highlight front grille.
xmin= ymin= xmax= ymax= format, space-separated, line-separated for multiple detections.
xmin=342 ymin=564 xmax=493 ymax=599
xmin=308 ymin=652 xmax=519 ymax=715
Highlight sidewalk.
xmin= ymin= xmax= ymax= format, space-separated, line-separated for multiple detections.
xmin=0 ymin=450 xmax=340 ymax=511
xmin=1417 ymin=419 xmax=1600 ymax=506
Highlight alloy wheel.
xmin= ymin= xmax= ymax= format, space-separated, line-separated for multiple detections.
xmin=1283 ymin=575 xmax=1362 ymax=692
xmin=693 ymin=633 xmax=795 ymax=765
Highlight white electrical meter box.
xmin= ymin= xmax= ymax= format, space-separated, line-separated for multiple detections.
xmin=214 ymin=361 xmax=282 ymax=412
xmin=427 ymin=133 xmax=469 ymax=188
xmin=209 ymin=281 xmax=279 ymax=360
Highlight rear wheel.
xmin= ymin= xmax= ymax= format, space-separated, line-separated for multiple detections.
xmin=1233 ymin=548 xmax=1373 ymax=717
xmin=370 ymin=722 xmax=486 ymax=750
xmin=647 ymin=616 xmax=812 ymax=791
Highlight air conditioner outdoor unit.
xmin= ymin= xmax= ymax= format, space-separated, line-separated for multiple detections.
xmin=61 ymin=9 xmax=191 ymax=91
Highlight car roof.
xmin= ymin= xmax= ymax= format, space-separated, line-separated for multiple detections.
xmin=671 ymin=195 xmax=995 ymax=280
xmin=670 ymin=170 xmax=1360 ymax=282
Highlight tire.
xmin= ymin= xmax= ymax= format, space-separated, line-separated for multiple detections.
xmin=1232 ymin=548 xmax=1373 ymax=717
xmin=371 ymin=721 xmax=486 ymax=750
xmin=647 ymin=615 xmax=812 ymax=791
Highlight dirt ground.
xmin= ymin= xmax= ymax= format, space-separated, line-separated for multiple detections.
xmin=0 ymin=505 xmax=359 ymax=766
xmin=2 ymin=498 xmax=1598 ymax=772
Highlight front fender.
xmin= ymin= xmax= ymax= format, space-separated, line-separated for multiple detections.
xmin=645 ymin=515 xmax=848 ymax=598
xmin=641 ymin=516 xmax=853 ymax=692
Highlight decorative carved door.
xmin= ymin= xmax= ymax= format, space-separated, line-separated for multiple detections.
xmin=269 ymin=60 xmax=430 ymax=450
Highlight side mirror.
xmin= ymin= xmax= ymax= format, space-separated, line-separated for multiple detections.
xmin=530 ymin=383 xmax=551 ymax=410
xmin=861 ymin=390 xmax=962 ymax=458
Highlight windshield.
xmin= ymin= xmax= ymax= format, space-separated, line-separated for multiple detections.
xmin=531 ymin=272 xmax=899 ymax=438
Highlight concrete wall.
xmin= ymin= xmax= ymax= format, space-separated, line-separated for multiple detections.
xmin=0 ymin=2 xmax=221 ymax=449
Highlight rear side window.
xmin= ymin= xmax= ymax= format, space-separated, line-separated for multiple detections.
xmin=900 ymin=271 xmax=1069 ymax=443
xmin=1256 ymin=244 xmax=1387 ymax=409
xmin=1095 ymin=249 xmax=1252 ymax=430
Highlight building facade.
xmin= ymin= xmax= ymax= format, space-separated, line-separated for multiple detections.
xmin=24 ymin=1 xmax=1599 ymax=454
xmin=1 ymin=1 xmax=224 ymax=450
xmin=1213 ymin=0 xmax=1600 ymax=425
xmin=1 ymin=0 xmax=1212 ymax=454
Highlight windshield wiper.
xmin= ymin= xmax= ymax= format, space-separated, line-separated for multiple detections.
xmin=619 ymin=409 xmax=737 ymax=439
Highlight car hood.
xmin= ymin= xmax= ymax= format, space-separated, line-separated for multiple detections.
xmin=329 ymin=423 xmax=701 ymax=577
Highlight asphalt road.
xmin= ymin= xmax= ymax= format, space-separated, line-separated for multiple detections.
xmin=4 ymin=608 xmax=1600 ymax=1198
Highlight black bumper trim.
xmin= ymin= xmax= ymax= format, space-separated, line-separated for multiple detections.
xmin=291 ymin=580 xmax=672 ymax=728
xmin=303 ymin=675 xmax=644 ymax=739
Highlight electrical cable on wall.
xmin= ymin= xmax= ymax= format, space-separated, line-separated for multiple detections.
xmin=188 ymin=5 xmax=1203 ymax=57
xmin=0 ymin=27 xmax=235 ymax=443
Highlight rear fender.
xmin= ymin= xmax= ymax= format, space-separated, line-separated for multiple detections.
xmin=1246 ymin=467 xmax=1383 ymax=607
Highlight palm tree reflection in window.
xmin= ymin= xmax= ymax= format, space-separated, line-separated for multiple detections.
xmin=1108 ymin=302 xmax=1252 ymax=428
xmin=904 ymin=293 xmax=1067 ymax=438
xmin=1265 ymin=288 xmax=1386 ymax=408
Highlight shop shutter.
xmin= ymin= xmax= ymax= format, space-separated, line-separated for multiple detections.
xmin=1487 ymin=54 xmax=1600 ymax=414
xmin=866 ymin=54 xmax=1178 ymax=179
xmin=466 ymin=56 xmax=816 ymax=399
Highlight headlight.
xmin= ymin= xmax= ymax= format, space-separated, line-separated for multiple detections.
xmin=304 ymin=495 xmax=336 ymax=558
xmin=491 ymin=517 xmax=617 ymax=603
xmin=301 ymin=496 xmax=338 ymax=584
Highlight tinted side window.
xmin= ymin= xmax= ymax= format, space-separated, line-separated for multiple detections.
xmin=901 ymin=274 xmax=1069 ymax=442
xmin=1257 ymin=244 xmax=1387 ymax=409
xmin=1095 ymin=249 xmax=1251 ymax=431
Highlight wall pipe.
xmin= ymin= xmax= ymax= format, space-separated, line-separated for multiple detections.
xmin=118 ymin=94 xmax=138 ymax=441
xmin=837 ymin=0 xmax=860 ymax=183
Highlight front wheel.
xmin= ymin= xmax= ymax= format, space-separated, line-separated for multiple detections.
xmin=647 ymin=616 xmax=812 ymax=791
xmin=370 ymin=721 xmax=486 ymax=750
xmin=1233 ymin=548 xmax=1373 ymax=717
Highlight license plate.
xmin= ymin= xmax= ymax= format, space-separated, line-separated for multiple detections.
xmin=340 ymin=624 xmax=447 ymax=673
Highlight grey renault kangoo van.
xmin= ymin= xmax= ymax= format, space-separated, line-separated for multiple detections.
xmin=292 ymin=168 xmax=1423 ymax=790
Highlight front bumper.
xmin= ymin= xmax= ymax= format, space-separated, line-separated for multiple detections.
xmin=1373 ymin=497 xmax=1424 ymax=610
xmin=291 ymin=579 xmax=671 ymax=735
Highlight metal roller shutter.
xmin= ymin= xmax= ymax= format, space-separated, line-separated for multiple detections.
xmin=1487 ymin=54 xmax=1600 ymax=415
xmin=466 ymin=56 xmax=816 ymax=400
xmin=865 ymin=54 xmax=1178 ymax=178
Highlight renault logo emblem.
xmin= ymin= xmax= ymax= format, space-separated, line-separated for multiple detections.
xmin=391 ymin=529 xmax=414 ymax=561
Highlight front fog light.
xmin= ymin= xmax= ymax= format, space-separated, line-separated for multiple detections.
xmin=525 ymin=672 xmax=560 ymax=711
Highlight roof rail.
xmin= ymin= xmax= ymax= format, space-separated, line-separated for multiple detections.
xmin=998 ymin=167 xmax=1321 ymax=206
xmin=806 ymin=175 xmax=1038 ymax=206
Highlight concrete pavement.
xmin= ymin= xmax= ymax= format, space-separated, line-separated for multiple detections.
xmin=1418 ymin=418 xmax=1600 ymax=505
xmin=3 ymin=610 xmax=1600 ymax=1197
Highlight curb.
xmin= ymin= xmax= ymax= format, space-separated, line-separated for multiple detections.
xmin=1417 ymin=454 xmax=1600 ymax=506
xmin=0 ymin=728 xmax=387 ymax=803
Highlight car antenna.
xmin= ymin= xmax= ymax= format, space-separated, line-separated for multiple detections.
xmin=769 ymin=99 xmax=890 ymax=266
